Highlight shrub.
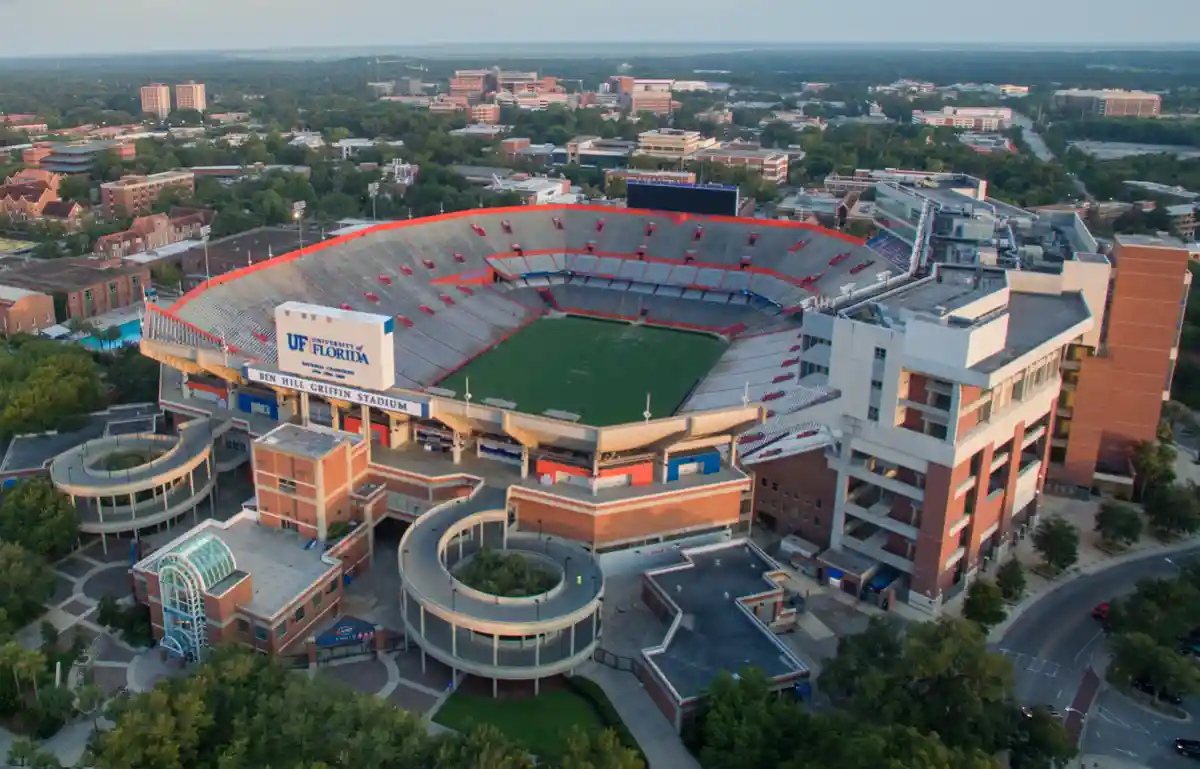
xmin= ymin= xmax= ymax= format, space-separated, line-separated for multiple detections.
xmin=566 ymin=675 xmax=647 ymax=766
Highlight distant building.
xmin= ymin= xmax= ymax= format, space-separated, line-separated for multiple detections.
xmin=629 ymin=79 xmax=675 ymax=115
xmin=1053 ymin=89 xmax=1162 ymax=118
xmin=175 ymin=81 xmax=207 ymax=112
xmin=40 ymin=200 xmax=86 ymax=230
xmin=28 ymin=140 xmax=136 ymax=175
xmin=101 ymin=170 xmax=195 ymax=217
xmin=958 ymin=133 xmax=1016 ymax=154
xmin=911 ymin=106 xmax=1013 ymax=131
xmin=469 ymin=103 xmax=502 ymax=125
xmin=565 ymin=136 xmax=636 ymax=168
xmin=140 ymin=83 xmax=171 ymax=120
xmin=486 ymin=175 xmax=574 ymax=205
xmin=0 ymin=257 xmax=150 ymax=320
xmin=449 ymin=124 xmax=511 ymax=140
xmin=604 ymin=168 xmax=697 ymax=189
xmin=94 ymin=209 xmax=212 ymax=259
xmin=0 ymin=176 xmax=58 ymax=219
xmin=635 ymin=129 xmax=717 ymax=161
xmin=696 ymin=108 xmax=733 ymax=125
xmin=0 ymin=286 xmax=55 ymax=337
xmin=693 ymin=146 xmax=789 ymax=184
xmin=449 ymin=70 xmax=489 ymax=100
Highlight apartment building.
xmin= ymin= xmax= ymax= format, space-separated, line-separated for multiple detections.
xmin=176 ymin=81 xmax=207 ymax=112
xmin=635 ymin=129 xmax=716 ymax=161
xmin=751 ymin=263 xmax=1095 ymax=614
xmin=631 ymin=79 xmax=675 ymax=116
xmin=140 ymin=83 xmax=171 ymax=120
xmin=911 ymin=106 xmax=1013 ymax=131
xmin=1052 ymin=89 xmax=1162 ymax=118
xmin=693 ymin=146 xmax=790 ymax=184
xmin=469 ymin=103 xmax=502 ymax=125
xmin=101 ymin=170 xmax=195 ymax=216
xmin=0 ymin=257 xmax=150 ymax=320
xmin=1053 ymin=234 xmax=1191 ymax=490
xmin=27 ymin=140 xmax=136 ymax=175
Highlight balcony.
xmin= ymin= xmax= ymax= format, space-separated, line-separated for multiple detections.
xmin=843 ymin=498 xmax=920 ymax=541
xmin=955 ymin=474 xmax=977 ymax=498
xmin=842 ymin=526 xmax=914 ymax=574
xmin=989 ymin=451 xmax=1011 ymax=475
xmin=1021 ymin=424 xmax=1046 ymax=449
xmin=845 ymin=455 xmax=926 ymax=501
xmin=948 ymin=514 xmax=971 ymax=537
xmin=943 ymin=546 xmax=966 ymax=571
xmin=926 ymin=379 xmax=953 ymax=397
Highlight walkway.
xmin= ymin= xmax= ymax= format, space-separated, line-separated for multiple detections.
xmin=576 ymin=660 xmax=701 ymax=769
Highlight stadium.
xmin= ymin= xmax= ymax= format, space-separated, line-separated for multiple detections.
xmin=124 ymin=203 xmax=912 ymax=710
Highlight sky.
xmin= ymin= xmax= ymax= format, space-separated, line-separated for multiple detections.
xmin=0 ymin=0 xmax=1197 ymax=57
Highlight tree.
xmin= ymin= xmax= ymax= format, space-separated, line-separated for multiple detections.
xmin=0 ymin=476 xmax=79 ymax=559
xmin=1032 ymin=517 xmax=1079 ymax=574
xmin=1131 ymin=440 xmax=1176 ymax=499
xmin=75 ymin=682 xmax=105 ymax=729
xmin=559 ymin=726 xmax=644 ymax=769
xmin=1108 ymin=631 xmax=1199 ymax=700
xmin=1009 ymin=707 xmax=1078 ymax=769
xmin=1108 ymin=574 xmax=1200 ymax=648
xmin=1093 ymin=501 xmax=1143 ymax=548
xmin=996 ymin=559 xmax=1026 ymax=602
xmin=0 ymin=543 xmax=55 ymax=636
xmin=962 ymin=580 xmax=1007 ymax=631
xmin=1144 ymin=484 xmax=1200 ymax=539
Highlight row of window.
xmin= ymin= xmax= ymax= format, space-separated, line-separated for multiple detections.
xmin=241 ymin=578 xmax=339 ymax=643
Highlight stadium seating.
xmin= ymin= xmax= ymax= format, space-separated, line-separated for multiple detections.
xmin=867 ymin=231 xmax=915 ymax=273
xmin=156 ymin=206 xmax=898 ymax=391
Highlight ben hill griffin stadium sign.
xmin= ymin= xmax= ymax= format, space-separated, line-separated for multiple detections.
xmin=274 ymin=302 xmax=396 ymax=392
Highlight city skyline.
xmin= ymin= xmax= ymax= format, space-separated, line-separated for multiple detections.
xmin=0 ymin=0 xmax=1198 ymax=57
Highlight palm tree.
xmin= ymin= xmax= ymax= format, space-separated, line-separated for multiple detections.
xmin=15 ymin=647 xmax=45 ymax=702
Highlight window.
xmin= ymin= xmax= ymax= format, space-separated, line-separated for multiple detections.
xmin=867 ymin=406 xmax=880 ymax=422
xmin=874 ymin=347 xmax=887 ymax=361
xmin=326 ymin=578 xmax=338 ymax=594
xmin=294 ymin=605 xmax=306 ymax=623
xmin=279 ymin=478 xmax=297 ymax=493
xmin=84 ymin=289 xmax=93 ymax=300
xmin=108 ymin=282 xmax=117 ymax=296
xmin=814 ymin=499 xmax=823 ymax=510
xmin=761 ymin=477 xmax=768 ymax=487
xmin=280 ymin=519 xmax=297 ymax=532
xmin=772 ymin=482 xmax=779 ymax=491
xmin=276 ymin=622 xmax=287 ymax=639
xmin=254 ymin=625 xmax=268 ymax=641
xmin=237 ymin=619 xmax=249 ymax=633
xmin=871 ymin=379 xmax=883 ymax=391
xmin=313 ymin=592 xmax=323 ymax=608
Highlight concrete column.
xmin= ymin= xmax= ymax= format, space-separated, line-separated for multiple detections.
xmin=592 ymin=608 xmax=599 ymax=641
xmin=162 ymin=483 xmax=169 ymax=512
xmin=360 ymin=404 xmax=370 ymax=441
xmin=300 ymin=391 xmax=311 ymax=426
xmin=96 ymin=497 xmax=104 ymax=524
xmin=493 ymin=633 xmax=499 ymax=667
xmin=101 ymin=532 xmax=108 ymax=555
xmin=493 ymin=677 xmax=498 ymax=698
xmin=451 ymin=622 xmax=457 ymax=657
xmin=420 ymin=605 xmax=426 ymax=674
xmin=330 ymin=405 xmax=340 ymax=430
xmin=570 ymin=622 xmax=576 ymax=656
xmin=521 ymin=447 xmax=529 ymax=479
xmin=402 ymin=589 xmax=410 ymax=651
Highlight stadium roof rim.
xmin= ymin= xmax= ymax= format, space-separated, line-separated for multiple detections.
xmin=167 ymin=204 xmax=865 ymax=314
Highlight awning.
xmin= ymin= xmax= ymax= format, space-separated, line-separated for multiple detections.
xmin=315 ymin=617 xmax=376 ymax=648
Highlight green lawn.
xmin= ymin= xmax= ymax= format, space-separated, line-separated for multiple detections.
xmin=439 ymin=315 xmax=726 ymax=425
xmin=433 ymin=689 xmax=606 ymax=758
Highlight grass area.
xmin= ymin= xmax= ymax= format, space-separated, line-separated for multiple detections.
xmin=439 ymin=315 xmax=727 ymax=426
xmin=102 ymin=449 xmax=159 ymax=471
xmin=434 ymin=689 xmax=606 ymax=758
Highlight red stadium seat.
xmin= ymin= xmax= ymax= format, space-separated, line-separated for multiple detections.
xmin=439 ymin=294 xmax=455 ymax=306
xmin=738 ymin=432 xmax=765 ymax=444
xmin=849 ymin=260 xmax=875 ymax=275
xmin=377 ymin=274 xmax=392 ymax=285
xmin=761 ymin=448 xmax=783 ymax=458
xmin=645 ymin=222 xmax=656 ymax=237
xmin=636 ymin=245 xmax=647 ymax=259
xmin=422 ymin=259 xmax=435 ymax=269
xmin=762 ymin=391 xmax=785 ymax=401
xmin=252 ymin=331 xmax=268 ymax=342
xmin=471 ymin=224 xmax=486 ymax=236
xmin=790 ymin=239 xmax=806 ymax=252
xmin=339 ymin=303 xmax=353 ymax=311
xmin=795 ymin=429 xmax=819 ymax=439
xmin=781 ymin=358 xmax=799 ymax=367
xmin=693 ymin=226 xmax=704 ymax=241
xmin=585 ymin=241 xmax=596 ymax=253
xmin=512 ymin=244 xmax=523 ymax=255
xmin=773 ymin=373 xmax=796 ymax=383
xmin=396 ymin=315 xmax=414 ymax=328
xmin=789 ymin=344 xmax=802 ymax=352
xmin=400 ymin=265 xmax=413 ymax=276
xmin=453 ymin=252 xmax=465 ymax=263
xmin=552 ymin=217 xmax=563 ymax=230
xmin=456 ymin=286 xmax=474 ymax=296
xmin=595 ymin=219 xmax=606 ymax=232
xmin=684 ymin=250 xmax=696 ymax=264
xmin=419 ymin=305 xmax=434 ymax=316
xmin=739 ymin=255 xmax=752 ymax=269
xmin=364 ymin=292 xmax=379 ymax=303
xmin=748 ymin=232 xmax=759 ymax=246
xmin=501 ymin=220 xmax=512 ymax=234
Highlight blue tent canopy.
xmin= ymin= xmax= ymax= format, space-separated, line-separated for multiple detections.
xmin=315 ymin=617 xmax=376 ymax=648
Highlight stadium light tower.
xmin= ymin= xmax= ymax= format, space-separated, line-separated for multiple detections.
xmin=200 ymin=225 xmax=212 ymax=286
xmin=643 ymin=393 xmax=652 ymax=422
xmin=293 ymin=201 xmax=307 ymax=255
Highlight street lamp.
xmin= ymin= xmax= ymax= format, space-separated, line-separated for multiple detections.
xmin=292 ymin=201 xmax=307 ymax=255
xmin=200 ymin=225 xmax=212 ymax=286
xmin=368 ymin=182 xmax=380 ymax=221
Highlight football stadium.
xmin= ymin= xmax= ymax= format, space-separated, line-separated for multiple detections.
xmin=119 ymin=203 xmax=910 ymax=713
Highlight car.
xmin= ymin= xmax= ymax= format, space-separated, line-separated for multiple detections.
xmin=1133 ymin=678 xmax=1184 ymax=706
xmin=1175 ymin=739 xmax=1200 ymax=758
xmin=1022 ymin=705 xmax=1063 ymax=720
xmin=1091 ymin=602 xmax=1110 ymax=621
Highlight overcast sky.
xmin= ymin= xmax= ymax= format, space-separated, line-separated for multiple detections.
xmin=0 ymin=0 xmax=1196 ymax=57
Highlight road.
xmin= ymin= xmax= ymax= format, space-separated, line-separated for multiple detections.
xmin=997 ymin=546 xmax=1200 ymax=769
xmin=1012 ymin=113 xmax=1093 ymax=203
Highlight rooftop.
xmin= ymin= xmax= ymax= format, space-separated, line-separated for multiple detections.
xmin=101 ymin=170 xmax=193 ymax=189
xmin=0 ymin=404 xmax=161 ymax=475
xmin=644 ymin=542 xmax=805 ymax=700
xmin=256 ymin=422 xmax=363 ymax=459
xmin=694 ymin=146 xmax=785 ymax=161
xmin=973 ymin=291 xmax=1091 ymax=374
xmin=1115 ymin=233 xmax=1190 ymax=249
xmin=0 ymin=256 xmax=148 ymax=294
xmin=139 ymin=510 xmax=338 ymax=619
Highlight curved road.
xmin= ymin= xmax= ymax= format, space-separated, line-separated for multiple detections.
xmin=1012 ymin=113 xmax=1093 ymax=203
xmin=997 ymin=547 xmax=1200 ymax=768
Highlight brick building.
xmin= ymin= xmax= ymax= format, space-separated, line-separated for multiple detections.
xmin=0 ymin=258 xmax=151 ymax=320
xmin=101 ymin=170 xmax=195 ymax=217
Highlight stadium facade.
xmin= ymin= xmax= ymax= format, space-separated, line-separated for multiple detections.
xmin=70 ymin=198 xmax=1183 ymax=681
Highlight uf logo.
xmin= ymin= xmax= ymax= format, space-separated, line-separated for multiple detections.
xmin=286 ymin=333 xmax=309 ymax=353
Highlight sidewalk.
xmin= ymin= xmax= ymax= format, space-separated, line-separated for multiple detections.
xmin=984 ymin=495 xmax=1200 ymax=643
xmin=577 ymin=661 xmax=701 ymax=769
xmin=1072 ymin=754 xmax=1150 ymax=769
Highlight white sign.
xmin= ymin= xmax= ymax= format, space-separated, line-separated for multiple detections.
xmin=275 ymin=302 xmax=396 ymax=391
xmin=247 ymin=368 xmax=426 ymax=418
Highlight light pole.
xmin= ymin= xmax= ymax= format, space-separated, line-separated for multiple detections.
xmin=200 ymin=225 xmax=212 ymax=286
xmin=292 ymin=200 xmax=306 ymax=255
xmin=368 ymin=182 xmax=379 ymax=221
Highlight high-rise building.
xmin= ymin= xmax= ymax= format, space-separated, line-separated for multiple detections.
xmin=1052 ymin=89 xmax=1162 ymax=118
xmin=911 ymin=106 xmax=1013 ymax=131
xmin=175 ymin=81 xmax=207 ymax=112
xmin=140 ymin=83 xmax=171 ymax=120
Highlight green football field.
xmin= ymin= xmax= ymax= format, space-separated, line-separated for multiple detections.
xmin=438 ymin=316 xmax=727 ymax=426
